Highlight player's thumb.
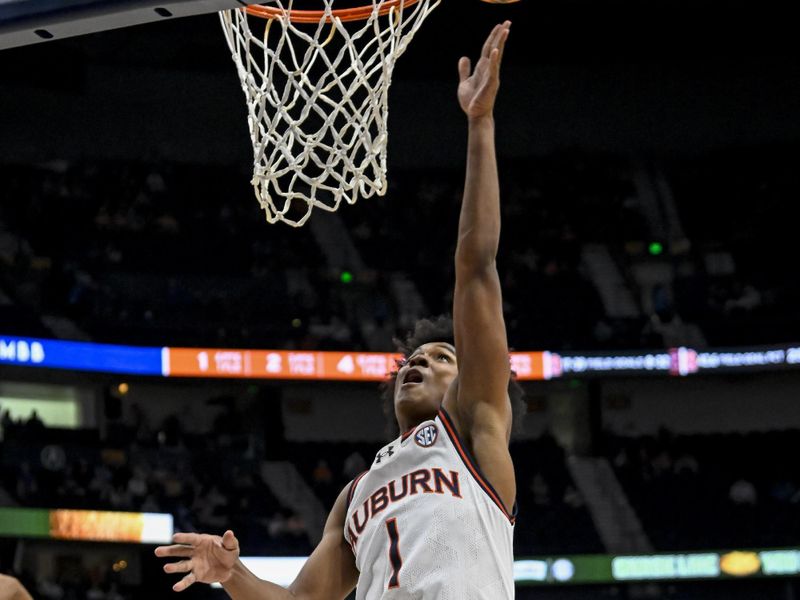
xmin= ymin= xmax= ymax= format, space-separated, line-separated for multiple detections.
xmin=458 ymin=57 xmax=471 ymax=83
xmin=221 ymin=530 xmax=239 ymax=552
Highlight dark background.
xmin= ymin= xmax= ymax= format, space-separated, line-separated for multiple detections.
xmin=2 ymin=1 xmax=800 ymax=599
xmin=1 ymin=0 xmax=800 ymax=167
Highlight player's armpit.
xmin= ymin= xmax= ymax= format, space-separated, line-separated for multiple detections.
xmin=447 ymin=267 xmax=516 ymax=516
xmin=287 ymin=484 xmax=359 ymax=600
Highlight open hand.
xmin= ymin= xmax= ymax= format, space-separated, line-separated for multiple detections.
xmin=458 ymin=21 xmax=511 ymax=119
xmin=154 ymin=530 xmax=240 ymax=592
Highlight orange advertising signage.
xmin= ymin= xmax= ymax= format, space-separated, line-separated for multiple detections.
xmin=164 ymin=348 xmax=548 ymax=381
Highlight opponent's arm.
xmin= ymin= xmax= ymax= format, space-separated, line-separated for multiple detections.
xmin=156 ymin=485 xmax=358 ymax=600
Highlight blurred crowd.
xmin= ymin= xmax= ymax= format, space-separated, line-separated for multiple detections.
xmin=0 ymin=398 xmax=312 ymax=599
xmin=665 ymin=148 xmax=800 ymax=346
xmin=340 ymin=156 xmax=640 ymax=351
xmin=2 ymin=149 xmax=792 ymax=354
xmin=511 ymin=433 xmax=604 ymax=554
xmin=1 ymin=401 xmax=312 ymax=549
xmin=605 ymin=427 xmax=800 ymax=550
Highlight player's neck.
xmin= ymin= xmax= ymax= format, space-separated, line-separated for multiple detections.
xmin=398 ymin=412 xmax=438 ymax=436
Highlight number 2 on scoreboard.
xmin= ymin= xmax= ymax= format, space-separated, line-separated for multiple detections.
xmin=385 ymin=518 xmax=402 ymax=589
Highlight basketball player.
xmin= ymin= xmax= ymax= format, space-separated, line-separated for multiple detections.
xmin=156 ymin=20 xmax=517 ymax=598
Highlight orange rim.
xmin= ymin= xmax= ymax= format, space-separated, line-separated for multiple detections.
xmin=245 ymin=0 xmax=421 ymax=23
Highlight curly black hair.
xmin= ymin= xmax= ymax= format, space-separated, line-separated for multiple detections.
xmin=380 ymin=315 xmax=526 ymax=439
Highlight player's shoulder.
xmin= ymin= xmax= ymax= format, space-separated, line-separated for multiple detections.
xmin=345 ymin=469 xmax=370 ymax=512
xmin=345 ymin=434 xmax=405 ymax=505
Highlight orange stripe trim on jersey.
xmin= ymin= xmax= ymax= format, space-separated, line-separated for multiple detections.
xmin=437 ymin=408 xmax=516 ymax=524
xmin=346 ymin=470 xmax=369 ymax=513
xmin=401 ymin=427 xmax=415 ymax=442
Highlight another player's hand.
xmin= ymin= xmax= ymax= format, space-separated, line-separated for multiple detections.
xmin=457 ymin=21 xmax=510 ymax=120
xmin=154 ymin=530 xmax=240 ymax=592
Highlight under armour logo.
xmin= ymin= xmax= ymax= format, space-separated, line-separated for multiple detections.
xmin=375 ymin=445 xmax=396 ymax=464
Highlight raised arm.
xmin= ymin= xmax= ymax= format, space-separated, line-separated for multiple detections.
xmin=155 ymin=485 xmax=358 ymax=600
xmin=444 ymin=21 xmax=516 ymax=515
xmin=452 ymin=22 xmax=512 ymax=422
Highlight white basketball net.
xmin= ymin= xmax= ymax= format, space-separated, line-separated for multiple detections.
xmin=219 ymin=0 xmax=440 ymax=226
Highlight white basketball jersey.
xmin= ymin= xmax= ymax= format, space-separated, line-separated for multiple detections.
xmin=343 ymin=408 xmax=515 ymax=600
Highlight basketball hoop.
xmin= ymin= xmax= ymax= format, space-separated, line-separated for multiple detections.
xmin=245 ymin=0 xmax=421 ymax=23
xmin=219 ymin=0 xmax=441 ymax=226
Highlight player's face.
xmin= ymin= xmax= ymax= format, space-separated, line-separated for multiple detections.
xmin=394 ymin=342 xmax=458 ymax=429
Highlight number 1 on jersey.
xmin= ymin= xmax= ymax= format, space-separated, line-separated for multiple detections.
xmin=385 ymin=518 xmax=402 ymax=589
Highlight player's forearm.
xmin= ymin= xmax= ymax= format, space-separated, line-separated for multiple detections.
xmin=456 ymin=116 xmax=501 ymax=272
xmin=221 ymin=560 xmax=297 ymax=600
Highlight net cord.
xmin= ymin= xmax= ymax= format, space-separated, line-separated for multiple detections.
xmin=219 ymin=0 xmax=440 ymax=226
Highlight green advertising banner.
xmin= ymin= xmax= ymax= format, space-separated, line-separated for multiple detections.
xmin=514 ymin=548 xmax=800 ymax=585
xmin=0 ymin=507 xmax=50 ymax=538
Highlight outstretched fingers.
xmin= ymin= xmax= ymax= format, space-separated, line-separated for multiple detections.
xmin=495 ymin=22 xmax=510 ymax=65
xmin=154 ymin=543 xmax=194 ymax=558
xmin=489 ymin=47 xmax=502 ymax=80
xmin=458 ymin=57 xmax=472 ymax=83
xmin=163 ymin=559 xmax=193 ymax=574
xmin=172 ymin=572 xmax=197 ymax=593
xmin=481 ymin=23 xmax=502 ymax=59
xmin=172 ymin=532 xmax=203 ymax=546
xmin=475 ymin=22 xmax=511 ymax=83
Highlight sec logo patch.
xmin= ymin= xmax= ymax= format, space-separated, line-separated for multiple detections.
xmin=415 ymin=424 xmax=438 ymax=447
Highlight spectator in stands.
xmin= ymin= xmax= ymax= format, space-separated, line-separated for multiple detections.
xmin=127 ymin=466 xmax=148 ymax=507
xmin=530 ymin=473 xmax=551 ymax=506
xmin=286 ymin=513 xmax=307 ymax=538
xmin=0 ymin=409 xmax=10 ymax=440
xmin=729 ymin=478 xmax=758 ymax=505
xmin=15 ymin=462 xmax=37 ymax=503
xmin=723 ymin=281 xmax=762 ymax=315
xmin=769 ymin=479 xmax=796 ymax=504
xmin=158 ymin=414 xmax=184 ymax=447
xmin=651 ymin=447 xmax=673 ymax=477
xmin=673 ymin=450 xmax=699 ymax=476
xmin=342 ymin=450 xmax=366 ymax=481
xmin=106 ymin=582 xmax=124 ymax=600
xmin=311 ymin=459 xmax=334 ymax=504
xmin=311 ymin=459 xmax=333 ymax=487
xmin=266 ymin=511 xmax=287 ymax=539
xmin=194 ymin=484 xmax=228 ymax=529
xmin=128 ymin=402 xmax=151 ymax=443
xmin=25 ymin=410 xmax=44 ymax=431
xmin=563 ymin=484 xmax=585 ymax=509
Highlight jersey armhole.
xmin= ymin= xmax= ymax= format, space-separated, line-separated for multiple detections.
xmin=437 ymin=407 xmax=517 ymax=525
xmin=345 ymin=470 xmax=369 ymax=513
